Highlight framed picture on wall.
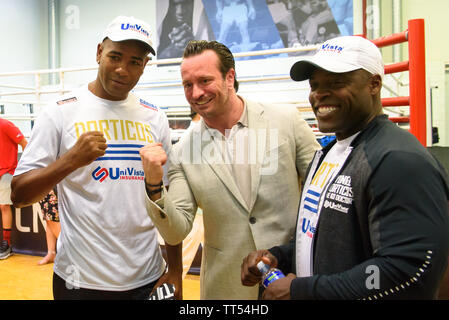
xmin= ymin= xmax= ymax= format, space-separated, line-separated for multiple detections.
xmin=156 ymin=0 xmax=215 ymax=59
xmin=156 ymin=0 xmax=354 ymax=60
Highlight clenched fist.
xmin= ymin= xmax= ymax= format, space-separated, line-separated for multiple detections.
xmin=66 ymin=131 xmax=107 ymax=169
xmin=139 ymin=142 xmax=167 ymax=186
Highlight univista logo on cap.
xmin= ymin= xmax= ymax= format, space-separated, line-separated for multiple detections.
xmin=320 ymin=43 xmax=343 ymax=53
xmin=121 ymin=23 xmax=150 ymax=38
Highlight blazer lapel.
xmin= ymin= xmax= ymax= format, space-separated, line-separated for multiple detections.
xmin=247 ymin=102 xmax=269 ymax=212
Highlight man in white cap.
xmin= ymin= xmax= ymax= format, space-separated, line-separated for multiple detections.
xmin=11 ymin=16 xmax=182 ymax=300
xmin=241 ymin=35 xmax=449 ymax=299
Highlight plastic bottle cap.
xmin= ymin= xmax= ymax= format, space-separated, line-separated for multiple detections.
xmin=256 ymin=260 xmax=270 ymax=274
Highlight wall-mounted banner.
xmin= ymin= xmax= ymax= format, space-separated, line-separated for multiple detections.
xmin=156 ymin=0 xmax=353 ymax=60
xmin=11 ymin=204 xmax=47 ymax=256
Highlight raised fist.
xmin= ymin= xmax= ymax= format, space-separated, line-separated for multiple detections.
xmin=139 ymin=142 xmax=167 ymax=186
xmin=67 ymin=131 xmax=107 ymax=169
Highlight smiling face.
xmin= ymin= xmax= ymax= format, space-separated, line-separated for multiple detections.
xmin=181 ymin=49 xmax=235 ymax=120
xmin=91 ymin=38 xmax=150 ymax=101
xmin=308 ymin=68 xmax=383 ymax=140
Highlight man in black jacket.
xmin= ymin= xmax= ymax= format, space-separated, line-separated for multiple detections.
xmin=241 ymin=35 xmax=449 ymax=299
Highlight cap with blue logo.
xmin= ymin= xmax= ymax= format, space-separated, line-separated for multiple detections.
xmin=290 ymin=36 xmax=384 ymax=82
xmin=102 ymin=16 xmax=156 ymax=56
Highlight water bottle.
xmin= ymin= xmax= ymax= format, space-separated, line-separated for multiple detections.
xmin=257 ymin=260 xmax=285 ymax=288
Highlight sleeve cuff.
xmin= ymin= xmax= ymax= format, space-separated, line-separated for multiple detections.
xmin=146 ymin=185 xmax=168 ymax=219
xmin=290 ymin=276 xmax=315 ymax=300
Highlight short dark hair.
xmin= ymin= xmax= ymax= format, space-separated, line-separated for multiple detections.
xmin=190 ymin=108 xmax=198 ymax=119
xmin=183 ymin=40 xmax=239 ymax=92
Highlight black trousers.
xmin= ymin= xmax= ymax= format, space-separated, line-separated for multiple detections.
xmin=52 ymin=272 xmax=158 ymax=300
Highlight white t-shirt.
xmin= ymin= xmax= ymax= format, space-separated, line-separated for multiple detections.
xmin=295 ymin=133 xmax=358 ymax=277
xmin=15 ymin=86 xmax=172 ymax=291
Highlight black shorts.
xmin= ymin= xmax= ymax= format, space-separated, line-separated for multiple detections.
xmin=52 ymin=272 xmax=158 ymax=300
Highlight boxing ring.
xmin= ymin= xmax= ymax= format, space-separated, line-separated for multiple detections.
xmin=373 ymin=19 xmax=427 ymax=146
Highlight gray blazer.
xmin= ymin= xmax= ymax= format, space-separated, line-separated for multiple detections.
xmin=148 ymin=98 xmax=320 ymax=299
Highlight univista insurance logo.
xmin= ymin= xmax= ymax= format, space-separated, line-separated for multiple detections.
xmin=92 ymin=166 xmax=145 ymax=182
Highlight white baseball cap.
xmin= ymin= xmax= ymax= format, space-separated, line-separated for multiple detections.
xmin=102 ymin=16 xmax=156 ymax=56
xmin=290 ymin=36 xmax=384 ymax=81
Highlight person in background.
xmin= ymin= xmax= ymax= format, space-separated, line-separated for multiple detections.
xmin=11 ymin=16 xmax=182 ymax=300
xmin=37 ymin=188 xmax=60 ymax=265
xmin=241 ymin=35 xmax=449 ymax=299
xmin=186 ymin=109 xmax=201 ymax=131
xmin=140 ymin=40 xmax=320 ymax=299
xmin=0 ymin=117 xmax=27 ymax=260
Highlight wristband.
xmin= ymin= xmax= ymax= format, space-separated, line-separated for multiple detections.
xmin=147 ymin=187 xmax=163 ymax=196
xmin=146 ymin=180 xmax=163 ymax=188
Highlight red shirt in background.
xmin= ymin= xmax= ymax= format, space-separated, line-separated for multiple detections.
xmin=0 ymin=118 xmax=25 ymax=177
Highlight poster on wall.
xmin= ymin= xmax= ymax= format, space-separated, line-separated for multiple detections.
xmin=202 ymin=0 xmax=284 ymax=57
xmin=267 ymin=0 xmax=353 ymax=48
xmin=156 ymin=0 xmax=353 ymax=60
xmin=156 ymin=0 xmax=215 ymax=59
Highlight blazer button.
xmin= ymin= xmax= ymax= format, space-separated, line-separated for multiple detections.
xmin=249 ymin=217 xmax=257 ymax=224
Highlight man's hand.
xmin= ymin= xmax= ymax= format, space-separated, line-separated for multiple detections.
xmin=262 ymin=273 xmax=295 ymax=300
xmin=151 ymin=269 xmax=182 ymax=300
xmin=66 ymin=131 xmax=107 ymax=169
xmin=140 ymin=143 xmax=167 ymax=186
xmin=151 ymin=243 xmax=183 ymax=300
xmin=241 ymin=249 xmax=278 ymax=287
